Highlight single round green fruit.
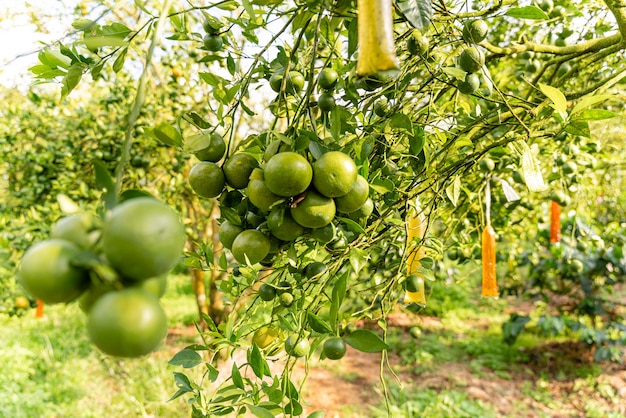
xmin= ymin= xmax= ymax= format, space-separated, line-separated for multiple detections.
xmin=459 ymin=46 xmax=485 ymax=73
xmin=247 ymin=169 xmax=283 ymax=212
xmin=18 ymin=239 xmax=89 ymax=304
xmin=269 ymin=71 xmax=284 ymax=93
xmin=462 ymin=19 xmax=488 ymax=44
xmin=267 ymin=209 xmax=305 ymax=241
xmin=231 ymin=229 xmax=271 ymax=265
xmin=137 ymin=275 xmax=168 ymax=299
xmin=318 ymin=68 xmax=339 ymax=90
xmin=218 ymin=220 xmax=244 ymax=249
xmin=479 ymin=157 xmax=495 ymax=172
xmin=279 ymin=292 xmax=294 ymax=307
xmin=87 ymin=288 xmax=167 ymax=358
xmin=203 ymin=34 xmax=223 ymax=51
xmin=223 ymin=153 xmax=258 ymax=189
xmin=102 ymin=197 xmax=185 ymax=281
xmin=252 ymin=326 xmax=280 ymax=349
xmin=188 ymin=162 xmax=225 ymax=198
xmin=291 ymin=190 xmax=336 ymax=229
xmin=50 ymin=213 xmax=96 ymax=249
xmin=284 ymin=71 xmax=305 ymax=94
xmin=258 ymin=283 xmax=276 ymax=301
xmin=335 ymin=175 xmax=369 ymax=214
xmin=285 ymin=335 xmax=310 ymax=357
xmin=194 ymin=133 xmax=226 ymax=162
xmin=407 ymin=30 xmax=429 ymax=56
xmin=305 ymin=261 xmax=327 ymax=279
xmin=457 ymin=73 xmax=480 ymax=95
xmin=310 ymin=223 xmax=336 ymax=244
xmin=562 ymin=161 xmax=577 ymax=175
xmin=317 ymin=92 xmax=336 ymax=112
xmin=404 ymin=274 xmax=424 ymax=293
xmin=323 ymin=337 xmax=347 ymax=360
xmin=374 ymin=98 xmax=392 ymax=117
xmin=313 ymin=151 xmax=358 ymax=198
xmin=264 ymin=152 xmax=313 ymax=197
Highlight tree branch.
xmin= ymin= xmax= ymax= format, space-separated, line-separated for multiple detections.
xmin=605 ymin=0 xmax=626 ymax=42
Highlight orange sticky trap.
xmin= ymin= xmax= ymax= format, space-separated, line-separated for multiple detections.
xmin=550 ymin=200 xmax=561 ymax=244
xmin=481 ymin=224 xmax=498 ymax=298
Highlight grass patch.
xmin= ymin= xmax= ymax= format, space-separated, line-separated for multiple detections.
xmin=0 ymin=274 xmax=199 ymax=418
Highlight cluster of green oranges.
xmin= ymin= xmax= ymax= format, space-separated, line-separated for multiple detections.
xmin=188 ymin=143 xmax=372 ymax=266
xmin=457 ymin=19 xmax=489 ymax=95
xmin=252 ymin=325 xmax=348 ymax=361
xmin=17 ymin=197 xmax=185 ymax=357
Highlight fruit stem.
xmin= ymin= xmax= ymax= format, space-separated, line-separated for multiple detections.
xmin=113 ymin=0 xmax=173 ymax=197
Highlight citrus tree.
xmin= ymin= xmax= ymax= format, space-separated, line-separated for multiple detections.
xmin=8 ymin=0 xmax=626 ymax=415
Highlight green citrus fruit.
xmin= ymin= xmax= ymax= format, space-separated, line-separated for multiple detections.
xmin=87 ymin=288 xmax=167 ymax=358
xmin=258 ymin=283 xmax=276 ymax=301
xmin=550 ymin=190 xmax=571 ymax=207
xmin=459 ymin=46 xmax=485 ymax=73
xmin=409 ymin=326 xmax=422 ymax=339
xmin=267 ymin=209 xmax=305 ymax=241
xmin=223 ymin=153 xmax=259 ymax=189
xmin=312 ymin=151 xmax=358 ymax=198
xmin=276 ymin=280 xmax=292 ymax=295
xmin=348 ymin=197 xmax=374 ymax=222
xmin=568 ymin=258 xmax=584 ymax=274
xmin=252 ymin=326 xmax=279 ymax=349
xmin=407 ymin=31 xmax=429 ymax=56
xmin=550 ymin=5 xmax=566 ymax=18
xmin=512 ymin=170 xmax=525 ymax=184
xmin=78 ymin=282 xmax=116 ymax=313
xmin=203 ymin=34 xmax=223 ymax=51
xmin=285 ymin=335 xmax=310 ymax=357
xmin=323 ymin=337 xmax=347 ymax=360
xmin=264 ymin=152 xmax=313 ymax=197
xmin=479 ymin=157 xmax=495 ymax=172
xmin=284 ymin=71 xmax=305 ymax=94
xmin=318 ymin=68 xmax=339 ymax=90
xmin=462 ymin=19 xmax=489 ymax=44
xmin=310 ymin=223 xmax=336 ymax=244
xmin=556 ymin=62 xmax=571 ymax=77
xmin=335 ymin=175 xmax=370 ymax=214
xmin=189 ymin=162 xmax=225 ymax=198
xmin=102 ymin=197 xmax=185 ymax=281
xmin=304 ymin=261 xmax=327 ymax=279
xmin=269 ymin=71 xmax=284 ymax=93
xmin=374 ymin=98 xmax=392 ymax=117
xmin=18 ymin=239 xmax=89 ymax=304
xmin=247 ymin=169 xmax=283 ymax=212
xmin=194 ymin=133 xmax=226 ymax=162
xmin=404 ymin=274 xmax=424 ymax=293
xmin=538 ymin=0 xmax=553 ymax=13
xmin=50 ymin=213 xmax=96 ymax=249
xmin=137 ymin=274 xmax=168 ymax=299
xmin=318 ymin=92 xmax=336 ymax=112
xmin=279 ymin=292 xmax=294 ymax=307
xmin=218 ymin=220 xmax=244 ymax=249
xmin=525 ymin=59 xmax=540 ymax=73
xmin=458 ymin=73 xmax=480 ymax=95
xmin=231 ymin=229 xmax=271 ymax=265
xmin=291 ymin=190 xmax=336 ymax=228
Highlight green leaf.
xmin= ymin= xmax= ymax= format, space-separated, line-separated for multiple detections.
xmin=564 ymin=120 xmax=590 ymax=137
xmin=72 ymin=19 xmax=98 ymax=31
xmin=389 ymin=113 xmax=412 ymax=131
xmin=184 ymin=112 xmax=212 ymax=129
xmin=409 ymin=126 xmax=425 ymax=155
xmin=349 ymin=248 xmax=368 ymax=274
xmin=93 ymin=160 xmax=117 ymax=209
xmin=82 ymin=36 xmax=130 ymax=49
xmin=307 ymin=311 xmax=333 ymax=334
xmin=441 ymin=66 xmax=467 ymax=81
xmin=61 ymin=63 xmax=85 ymax=99
xmin=329 ymin=272 xmax=348 ymax=328
xmin=112 ymin=47 xmax=128 ymax=73
xmin=396 ymin=0 xmax=433 ymax=31
xmin=505 ymin=6 xmax=549 ymax=20
xmin=336 ymin=217 xmax=366 ymax=235
xmin=247 ymin=405 xmax=275 ymax=418
xmin=538 ymin=83 xmax=567 ymax=114
xmin=231 ymin=362 xmax=244 ymax=390
xmin=570 ymin=94 xmax=613 ymax=115
xmin=307 ymin=411 xmax=326 ymax=418
xmin=248 ymin=344 xmax=269 ymax=379
xmin=151 ymin=123 xmax=183 ymax=147
xmin=344 ymin=329 xmax=389 ymax=352
xmin=44 ymin=49 xmax=72 ymax=69
xmin=169 ymin=349 xmax=202 ymax=368
xmin=571 ymin=109 xmax=618 ymax=121
xmin=242 ymin=0 xmax=256 ymax=18
xmin=445 ymin=176 xmax=461 ymax=207
xmin=172 ymin=372 xmax=194 ymax=392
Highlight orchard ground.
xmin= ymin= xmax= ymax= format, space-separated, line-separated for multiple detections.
xmin=3 ymin=273 xmax=625 ymax=418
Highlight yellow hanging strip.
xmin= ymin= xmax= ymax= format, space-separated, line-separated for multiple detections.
xmin=357 ymin=0 xmax=400 ymax=77
xmin=405 ymin=199 xmax=426 ymax=306
xmin=481 ymin=179 xmax=498 ymax=298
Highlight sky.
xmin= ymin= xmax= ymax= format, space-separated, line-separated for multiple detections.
xmin=0 ymin=1 xmax=80 ymax=88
